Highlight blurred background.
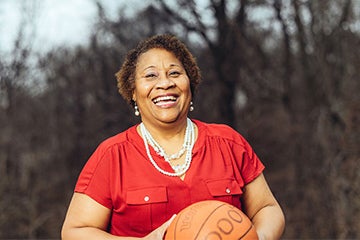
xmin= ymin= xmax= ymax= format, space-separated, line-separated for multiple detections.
xmin=0 ymin=0 xmax=359 ymax=239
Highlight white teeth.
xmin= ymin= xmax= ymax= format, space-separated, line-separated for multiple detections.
xmin=153 ymin=96 xmax=177 ymax=103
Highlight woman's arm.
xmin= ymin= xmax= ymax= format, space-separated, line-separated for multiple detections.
xmin=242 ymin=173 xmax=285 ymax=240
xmin=62 ymin=193 xmax=174 ymax=240
xmin=61 ymin=192 xmax=127 ymax=240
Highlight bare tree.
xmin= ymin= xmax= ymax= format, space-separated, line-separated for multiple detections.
xmin=155 ymin=0 xmax=360 ymax=238
xmin=0 ymin=0 xmax=359 ymax=238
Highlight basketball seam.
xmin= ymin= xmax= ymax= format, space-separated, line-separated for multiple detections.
xmin=193 ymin=203 xmax=226 ymax=240
xmin=173 ymin=212 xmax=182 ymax=240
xmin=238 ymin=223 xmax=254 ymax=240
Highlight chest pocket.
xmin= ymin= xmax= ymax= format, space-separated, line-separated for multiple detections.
xmin=126 ymin=186 xmax=168 ymax=205
xmin=205 ymin=178 xmax=243 ymax=207
xmin=123 ymin=186 xmax=168 ymax=234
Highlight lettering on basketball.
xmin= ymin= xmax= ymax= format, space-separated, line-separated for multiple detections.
xmin=227 ymin=209 xmax=243 ymax=223
xmin=205 ymin=231 xmax=222 ymax=240
xmin=205 ymin=208 xmax=244 ymax=239
xmin=179 ymin=206 xmax=198 ymax=232
xmin=217 ymin=218 xmax=234 ymax=234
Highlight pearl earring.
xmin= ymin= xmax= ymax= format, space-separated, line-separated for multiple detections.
xmin=134 ymin=103 xmax=140 ymax=116
xmin=189 ymin=101 xmax=194 ymax=112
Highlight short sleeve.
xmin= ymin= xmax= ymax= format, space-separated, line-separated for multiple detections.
xmin=75 ymin=144 xmax=113 ymax=209
xmin=238 ymin=136 xmax=265 ymax=184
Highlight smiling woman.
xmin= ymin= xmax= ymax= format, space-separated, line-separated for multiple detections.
xmin=132 ymin=48 xmax=192 ymax=125
xmin=61 ymin=34 xmax=285 ymax=240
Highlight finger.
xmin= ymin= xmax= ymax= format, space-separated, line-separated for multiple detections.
xmin=161 ymin=215 xmax=177 ymax=239
xmin=162 ymin=214 xmax=177 ymax=229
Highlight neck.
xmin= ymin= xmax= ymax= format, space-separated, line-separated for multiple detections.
xmin=140 ymin=118 xmax=190 ymax=156
xmin=139 ymin=117 xmax=195 ymax=177
xmin=141 ymin=117 xmax=189 ymax=141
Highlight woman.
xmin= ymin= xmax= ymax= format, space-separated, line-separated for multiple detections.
xmin=61 ymin=34 xmax=285 ymax=240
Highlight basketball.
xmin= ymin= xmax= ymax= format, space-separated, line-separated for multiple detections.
xmin=165 ymin=200 xmax=258 ymax=240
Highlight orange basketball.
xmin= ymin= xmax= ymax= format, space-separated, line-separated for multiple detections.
xmin=165 ymin=200 xmax=258 ymax=240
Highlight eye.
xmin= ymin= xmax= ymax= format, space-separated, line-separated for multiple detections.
xmin=169 ymin=71 xmax=181 ymax=77
xmin=145 ymin=72 xmax=158 ymax=79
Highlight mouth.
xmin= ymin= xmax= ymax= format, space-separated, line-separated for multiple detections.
xmin=152 ymin=95 xmax=178 ymax=107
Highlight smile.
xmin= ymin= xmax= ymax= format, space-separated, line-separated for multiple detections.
xmin=152 ymin=95 xmax=178 ymax=105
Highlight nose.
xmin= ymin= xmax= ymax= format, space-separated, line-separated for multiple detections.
xmin=155 ymin=73 xmax=175 ymax=89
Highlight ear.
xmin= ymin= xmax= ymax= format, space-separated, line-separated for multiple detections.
xmin=132 ymin=92 xmax=136 ymax=102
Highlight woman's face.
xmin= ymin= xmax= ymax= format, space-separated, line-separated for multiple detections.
xmin=133 ymin=48 xmax=192 ymax=126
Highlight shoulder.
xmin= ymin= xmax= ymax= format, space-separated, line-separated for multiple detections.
xmin=78 ymin=125 xmax=137 ymax=176
xmin=193 ymin=119 xmax=247 ymax=145
xmin=94 ymin=125 xmax=138 ymax=157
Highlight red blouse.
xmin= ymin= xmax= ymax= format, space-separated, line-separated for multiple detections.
xmin=75 ymin=119 xmax=265 ymax=237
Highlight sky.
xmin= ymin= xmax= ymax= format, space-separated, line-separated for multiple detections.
xmin=0 ymin=0 xmax=281 ymax=55
xmin=2 ymin=0 xmax=359 ymax=55
xmin=0 ymin=0 xmax=148 ymax=54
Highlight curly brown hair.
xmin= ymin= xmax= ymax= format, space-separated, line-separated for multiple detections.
xmin=115 ymin=34 xmax=201 ymax=106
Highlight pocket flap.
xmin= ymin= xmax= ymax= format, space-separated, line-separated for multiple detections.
xmin=126 ymin=186 xmax=168 ymax=205
xmin=205 ymin=178 xmax=242 ymax=197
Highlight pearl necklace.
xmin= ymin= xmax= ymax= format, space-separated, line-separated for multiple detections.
xmin=142 ymin=119 xmax=191 ymax=162
xmin=140 ymin=118 xmax=195 ymax=177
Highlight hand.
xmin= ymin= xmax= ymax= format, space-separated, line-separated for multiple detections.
xmin=142 ymin=214 xmax=176 ymax=240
